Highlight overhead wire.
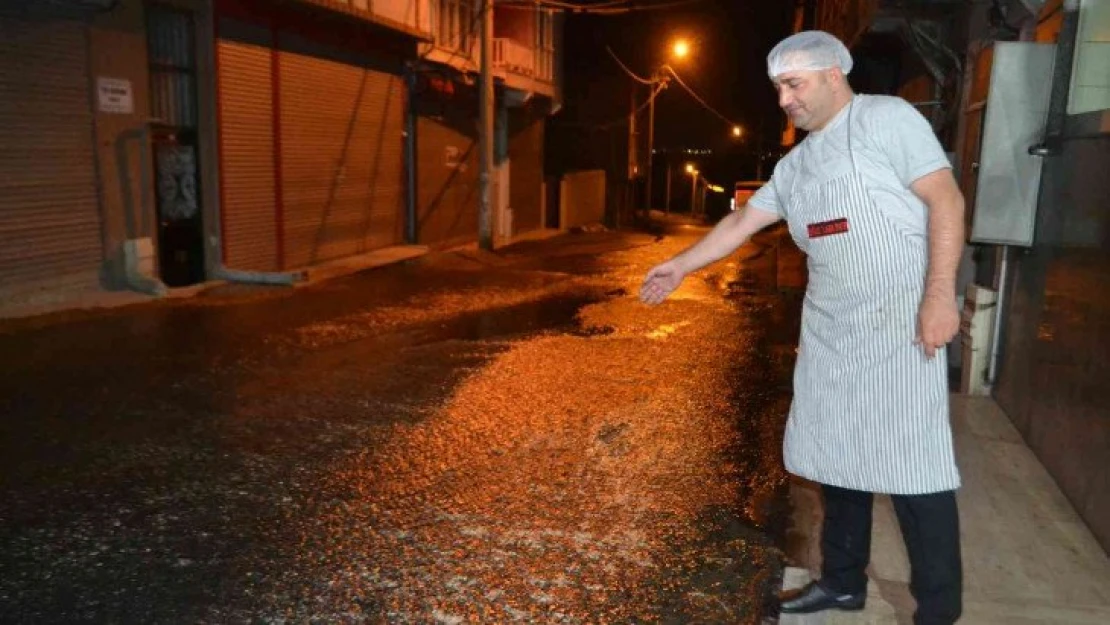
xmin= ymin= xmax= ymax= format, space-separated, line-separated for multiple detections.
xmin=557 ymin=79 xmax=665 ymax=130
xmin=495 ymin=0 xmax=705 ymax=14
xmin=605 ymin=47 xmax=742 ymax=134
xmin=605 ymin=46 xmax=656 ymax=85
xmin=662 ymin=65 xmax=740 ymax=129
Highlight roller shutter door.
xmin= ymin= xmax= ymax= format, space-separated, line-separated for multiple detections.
xmin=216 ymin=19 xmax=279 ymax=271
xmin=0 ymin=18 xmax=102 ymax=301
xmin=279 ymin=40 xmax=405 ymax=267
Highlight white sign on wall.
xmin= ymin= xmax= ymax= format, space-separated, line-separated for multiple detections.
xmin=97 ymin=77 xmax=134 ymax=114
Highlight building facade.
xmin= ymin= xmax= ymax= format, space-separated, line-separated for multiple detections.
xmin=413 ymin=0 xmax=560 ymax=248
xmin=0 ymin=0 xmax=561 ymax=311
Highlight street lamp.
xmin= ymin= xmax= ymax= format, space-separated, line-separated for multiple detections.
xmin=644 ymin=38 xmax=692 ymax=219
xmin=687 ymin=164 xmax=699 ymax=215
xmin=732 ymin=125 xmax=743 ymax=138
xmin=672 ymin=39 xmax=690 ymax=60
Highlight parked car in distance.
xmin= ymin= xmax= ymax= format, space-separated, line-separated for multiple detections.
xmin=732 ymin=180 xmax=766 ymax=210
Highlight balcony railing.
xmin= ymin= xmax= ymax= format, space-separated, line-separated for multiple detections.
xmin=299 ymin=0 xmax=433 ymax=37
xmin=493 ymin=38 xmax=553 ymax=83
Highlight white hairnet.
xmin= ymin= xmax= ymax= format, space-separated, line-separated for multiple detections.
xmin=767 ymin=30 xmax=853 ymax=78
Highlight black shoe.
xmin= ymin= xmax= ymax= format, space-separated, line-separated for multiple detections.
xmin=779 ymin=580 xmax=866 ymax=614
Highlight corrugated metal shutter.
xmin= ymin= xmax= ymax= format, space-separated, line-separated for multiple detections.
xmin=0 ymin=18 xmax=102 ymax=301
xmin=280 ymin=46 xmax=405 ymax=268
xmin=509 ymin=112 xmax=544 ymax=235
xmin=216 ymin=23 xmax=279 ymax=271
xmin=416 ymin=114 xmax=479 ymax=247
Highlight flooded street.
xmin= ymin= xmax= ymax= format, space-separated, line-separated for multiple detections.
xmin=0 ymin=226 xmax=803 ymax=623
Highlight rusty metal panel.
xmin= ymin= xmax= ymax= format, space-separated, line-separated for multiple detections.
xmin=0 ymin=17 xmax=103 ymax=301
xmin=509 ymin=110 xmax=543 ymax=235
xmin=216 ymin=25 xmax=279 ymax=271
xmin=416 ymin=112 xmax=479 ymax=246
xmin=279 ymin=44 xmax=404 ymax=268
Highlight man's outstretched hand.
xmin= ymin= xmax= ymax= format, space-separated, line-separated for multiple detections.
xmin=640 ymin=260 xmax=686 ymax=306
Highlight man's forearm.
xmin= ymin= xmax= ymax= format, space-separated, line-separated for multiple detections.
xmin=924 ymin=192 xmax=965 ymax=299
xmin=673 ymin=208 xmax=775 ymax=275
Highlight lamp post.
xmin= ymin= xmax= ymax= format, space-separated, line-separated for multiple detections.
xmin=664 ymin=158 xmax=672 ymax=214
xmin=645 ymin=73 xmax=658 ymax=219
xmin=686 ymin=163 xmax=698 ymax=215
xmin=644 ymin=38 xmax=691 ymax=220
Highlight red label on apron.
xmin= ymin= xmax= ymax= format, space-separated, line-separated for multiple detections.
xmin=807 ymin=218 xmax=849 ymax=238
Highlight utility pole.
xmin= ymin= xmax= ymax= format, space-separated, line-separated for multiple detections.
xmin=628 ymin=90 xmax=637 ymax=178
xmin=478 ymin=0 xmax=494 ymax=250
xmin=644 ymin=78 xmax=656 ymax=219
xmin=689 ymin=172 xmax=698 ymax=215
xmin=664 ymin=159 xmax=672 ymax=214
xmin=756 ymin=117 xmax=766 ymax=180
xmin=627 ymin=89 xmax=638 ymax=225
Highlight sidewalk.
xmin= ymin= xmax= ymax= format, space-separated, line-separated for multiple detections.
xmin=782 ymin=395 xmax=1110 ymax=624
xmin=0 ymin=229 xmax=568 ymax=323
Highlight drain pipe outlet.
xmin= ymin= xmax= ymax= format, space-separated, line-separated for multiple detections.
xmin=214 ymin=266 xmax=306 ymax=286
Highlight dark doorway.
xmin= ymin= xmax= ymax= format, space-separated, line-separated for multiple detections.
xmin=545 ymin=175 xmax=560 ymax=229
xmin=147 ymin=4 xmax=205 ymax=287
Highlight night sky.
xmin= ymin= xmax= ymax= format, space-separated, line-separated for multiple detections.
xmin=551 ymin=0 xmax=795 ymax=193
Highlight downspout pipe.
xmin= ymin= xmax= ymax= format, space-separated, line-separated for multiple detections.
xmin=1029 ymin=0 xmax=1082 ymax=158
xmin=213 ymin=266 xmax=305 ymax=285
xmin=403 ymin=63 xmax=418 ymax=245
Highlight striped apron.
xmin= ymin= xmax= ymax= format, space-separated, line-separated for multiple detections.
xmin=780 ymin=102 xmax=960 ymax=495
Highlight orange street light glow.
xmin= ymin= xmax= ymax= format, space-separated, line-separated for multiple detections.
xmin=672 ymin=39 xmax=690 ymax=59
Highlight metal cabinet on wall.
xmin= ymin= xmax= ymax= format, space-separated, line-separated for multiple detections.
xmin=964 ymin=42 xmax=1056 ymax=247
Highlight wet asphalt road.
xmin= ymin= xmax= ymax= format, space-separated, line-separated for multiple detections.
xmin=0 ymin=226 xmax=803 ymax=624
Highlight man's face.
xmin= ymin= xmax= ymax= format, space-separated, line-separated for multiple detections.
xmin=773 ymin=69 xmax=838 ymax=132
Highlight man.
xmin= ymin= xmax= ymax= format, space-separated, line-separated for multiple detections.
xmin=639 ymin=31 xmax=965 ymax=624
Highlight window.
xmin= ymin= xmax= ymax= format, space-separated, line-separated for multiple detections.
xmin=147 ymin=4 xmax=197 ymax=129
xmin=435 ymin=0 xmax=475 ymax=54
xmin=536 ymin=9 xmax=555 ymax=82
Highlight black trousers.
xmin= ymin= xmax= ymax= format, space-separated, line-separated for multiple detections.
xmin=820 ymin=484 xmax=962 ymax=625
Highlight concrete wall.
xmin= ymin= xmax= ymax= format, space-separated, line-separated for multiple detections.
xmin=88 ymin=0 xmax=156 ymax=287
xmin=494 ymin=5 xmax=534 ymax=43
xmin=559 ymin=169 xmax=605 ymax=229
xmin=979 ymin=0 xmax=1110 ymax=554
xmin=947 ymin=0 xmax=1110 ymax=552
xmin=994 ymin=121 xmax=1110 ymax=552
xmin=87 ymin=0 xmax=219 ymax=286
